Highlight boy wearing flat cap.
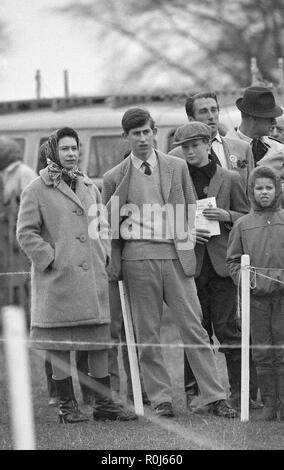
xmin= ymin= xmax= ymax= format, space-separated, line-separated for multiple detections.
xmin=172 ymin=121 xmax=250 ymax=410
xmin=226 ymin=86 xmax=284 ymax=165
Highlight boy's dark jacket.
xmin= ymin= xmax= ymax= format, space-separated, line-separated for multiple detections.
xmin=227 ymin=166 xmax=284 ymax=296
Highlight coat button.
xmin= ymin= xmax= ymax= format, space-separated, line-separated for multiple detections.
xmin=82 ymin=262 xmax=89 ymax=270
xmin=77 ymin=209 xmax=83 ymax=216
xmin=80 ymin=235 xmax=87 ymax=242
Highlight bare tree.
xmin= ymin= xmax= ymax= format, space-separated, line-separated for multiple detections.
xmin=56 ymin=0 xmax=284 ymax=91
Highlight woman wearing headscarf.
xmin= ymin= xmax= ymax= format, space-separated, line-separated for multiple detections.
xmin=0 ymin=137 xmax=36 ymax=318
xmin=17 ymin=127 xmax=136 ymax=423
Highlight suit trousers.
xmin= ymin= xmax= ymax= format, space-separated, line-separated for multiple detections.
xmin=122 ymin=258 xmax=226 ymax=407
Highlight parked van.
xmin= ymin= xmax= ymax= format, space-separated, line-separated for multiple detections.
xmin=0 ymin=94 xmax=241 ymax=189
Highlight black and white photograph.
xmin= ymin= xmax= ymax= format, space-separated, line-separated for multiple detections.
xmin=0 ymin=0 xmax=284 ymax=453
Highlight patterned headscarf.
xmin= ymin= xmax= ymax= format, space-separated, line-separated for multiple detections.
xmin=40 ymin=129 xmax=83 ymax=188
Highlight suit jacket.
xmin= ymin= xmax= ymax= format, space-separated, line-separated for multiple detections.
xmin=226 ymin=127 xmax=284 ymax=157
xmin=169 ymin=136 xmax=254 ymax=191
xmin=102 ymin=150 xmax=197 ymax=280
xmin=193 ymin=165 xmax=249 ymax=278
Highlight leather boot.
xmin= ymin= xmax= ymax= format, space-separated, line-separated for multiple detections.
xmin=91 ymin=375 xmax=137 ymax=421
xmin=276 ymin=369 xmax=284 ymax=421
xmin=258 ymin=370 xmax=277 ymax=420
xmin=55 ymin=377 xmax=89 ymax=424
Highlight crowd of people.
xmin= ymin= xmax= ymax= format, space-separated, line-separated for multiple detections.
xmin=1 ymin=85 xmax=284 ymax=424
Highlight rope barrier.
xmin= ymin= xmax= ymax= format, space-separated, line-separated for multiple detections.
xmin=236 ymin=264 xmax=284 ymax=319
xmin=0 ymin=271 xmax=31 ymax=276
xmin=0 ymin=337 xmax=283 ymax=349
xmin=1 ymin=265 xmax=284 ymax=283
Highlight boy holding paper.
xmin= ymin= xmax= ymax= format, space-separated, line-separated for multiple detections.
xmin=171 ymin=121 xmax=249 ymax=410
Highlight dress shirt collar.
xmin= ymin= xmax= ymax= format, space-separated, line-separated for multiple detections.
xmin=236 ymin=127 xmax=252 ymax=144
xmin=212 ymin=131 xmax=222 ymax=144
xmin=131 ymin=150 xmax=157 ymax=170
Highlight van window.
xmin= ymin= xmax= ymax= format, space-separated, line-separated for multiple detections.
xmin=88 ymin=136 xmax=130 ymax=178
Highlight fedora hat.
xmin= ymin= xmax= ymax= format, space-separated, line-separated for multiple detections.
xmin=236 ymin=86 xmax=283 ymax=118
xmin=172 ymin=122 xmax=211 ymax=147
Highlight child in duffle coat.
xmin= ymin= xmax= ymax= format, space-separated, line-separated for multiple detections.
xmin=227 ymin=166 xmax=284 ymax=421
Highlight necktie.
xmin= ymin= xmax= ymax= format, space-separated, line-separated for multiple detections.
xmin=210 ymin=141 xmax=221 ymax=166
xmin=142 ymin=161 xmax=152 ymax=175
xmin=251 ymin=138 xmax=269 ymax=164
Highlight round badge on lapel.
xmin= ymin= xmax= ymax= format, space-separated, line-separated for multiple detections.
xmin=229 ymin=155 xmax=238 ymax=164
xmin=229 ymin=154 xmax=238 ymax=168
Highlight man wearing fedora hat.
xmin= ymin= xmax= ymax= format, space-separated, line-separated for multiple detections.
xmin=169 ymin=91 xmax=254 ymax=192
xmin=172 ymin=121 xmax=249 ymax=412
xmin=226 ymin=86 xmax=284 ymax=164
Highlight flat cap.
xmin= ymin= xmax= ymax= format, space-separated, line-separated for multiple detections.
xmin=172 ymin=122 xmax=211 ymax=147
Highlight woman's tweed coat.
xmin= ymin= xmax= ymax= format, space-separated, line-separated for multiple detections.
xmin=17 ymin=167 xmax=111 ymax=328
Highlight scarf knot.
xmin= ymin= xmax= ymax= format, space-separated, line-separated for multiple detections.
xmin=47 ymin=159 xmax=84 ymax=188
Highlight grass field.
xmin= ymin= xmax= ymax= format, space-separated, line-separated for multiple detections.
xmin=1 ymin=309 xmax=284 ymax=451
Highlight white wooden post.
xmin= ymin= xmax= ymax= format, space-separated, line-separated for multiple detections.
xmin=241 ymin=255 xmax=250 ymax=422
xmin=2 ymin=306 xmax=36 ymax=450
xmin=118 ymin=281 xmax=144 ymax=416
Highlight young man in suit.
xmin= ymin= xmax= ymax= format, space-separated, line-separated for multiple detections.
xmin=170 ymin=92 xmax=260 ymax=407
xmin=102 ymin=107 xmax=237 ymax=418
xmin=172 ymin=121 xmax=249 ymax=411
xmin=169 ymin=91 xmax=254 ymax=191
xmin=226 ymin=86 xmax=284 ymax=165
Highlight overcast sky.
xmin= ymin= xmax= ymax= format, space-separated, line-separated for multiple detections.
xmin=0 ymin=0 xmax=106 ymax=101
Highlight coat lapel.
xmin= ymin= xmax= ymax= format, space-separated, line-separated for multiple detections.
xmin=221 ymin=137 xmax=231 ymax=169
xmin=207 ymin=166 xmax=224 ymax=198
xmin=108 ymin=157 xmax=131 ymax=211
xmin=75 ymin=177 xmax=92 ymax=208
xmin=56 ymin=180 xmax=85 ymax=210
xmin=156 ymin=151 xmax=173 ymax=203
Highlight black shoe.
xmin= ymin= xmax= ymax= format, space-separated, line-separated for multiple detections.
xmin=210 ymin=399 xmax=238 ymax=418
xmin=154 ymin=402 xmax=174 ymax=418
xmin=93 ymin=401 xmax=137 ymax=421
